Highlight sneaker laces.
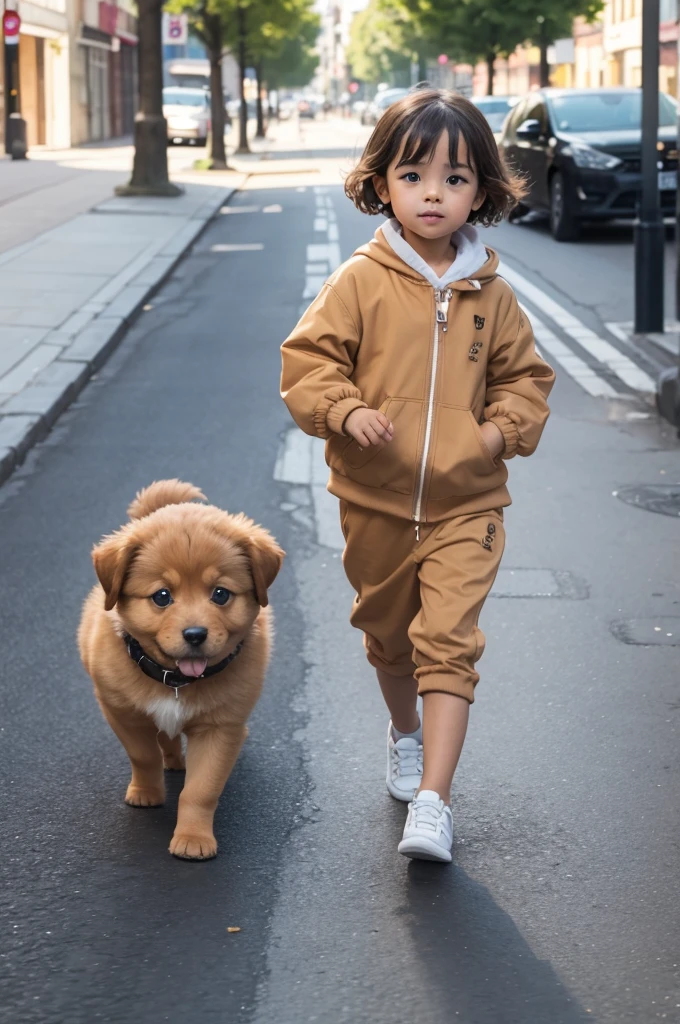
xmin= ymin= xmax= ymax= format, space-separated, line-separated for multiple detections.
xmin=391 ymin=741 xmax=423 ymax=778
xmin=410 ymin=796 xmax=444 ymax=834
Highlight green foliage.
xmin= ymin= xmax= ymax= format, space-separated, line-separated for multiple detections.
xmin=346 ymin=0 xmax=603 ymax=84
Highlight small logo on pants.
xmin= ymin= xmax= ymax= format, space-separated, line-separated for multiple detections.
xmin=481 ymin=522 xmax=496 ymax=551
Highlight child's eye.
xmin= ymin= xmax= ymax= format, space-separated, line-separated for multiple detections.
xmin=447 ymin=175 xmax=466 ymax=186
xmin=402 ymin=172 xmax=420 ymax=183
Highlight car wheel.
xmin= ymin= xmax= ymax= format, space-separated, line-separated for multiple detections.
xmin=508 ymin=202 xmax=530 ymax=224
xmin=549 ymin=173 xmax=580 ymax=242
xmin=197 ymin=137 xmax=207 ymax=147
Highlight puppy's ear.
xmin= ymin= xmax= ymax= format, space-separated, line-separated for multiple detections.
xmin=245 ymin=527 xmax=285 ymax=608
xmin=92 ymin=530 xmax=138 ymax=611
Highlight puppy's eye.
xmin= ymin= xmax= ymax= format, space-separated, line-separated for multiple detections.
xmin=211 ymin=587 xmax=231 ymax=606
xmin=151 ymin=589 xmax=173 ymax=607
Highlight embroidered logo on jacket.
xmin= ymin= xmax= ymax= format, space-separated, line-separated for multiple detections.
xmin=468 ymin=340 xmax=483 ymax=361
xmin=474 ymin=315 xmax=485 ymax=330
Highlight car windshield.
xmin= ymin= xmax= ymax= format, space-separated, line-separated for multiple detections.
xmin=549 ymin=91 xmax=677 ymax=132
xmin=163 ymin=90 xmax=206 ymax=108
xmin=473 ymin=98 xmax=514 ymax=131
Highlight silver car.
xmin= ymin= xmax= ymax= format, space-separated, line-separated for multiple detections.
xmin=163 ymin=87 xmax=211 ymax=146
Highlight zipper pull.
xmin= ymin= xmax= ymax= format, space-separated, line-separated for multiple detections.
xmin=435 ymin=289 xmax=452 ymax=332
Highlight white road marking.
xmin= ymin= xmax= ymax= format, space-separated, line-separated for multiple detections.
xmin=303 ymin=275 xmax=327 ymax=298
xmin=523 ymin=307 xmax=621 ymax=399
xmin=220 ymin=205 xmax=260 ymax=214
xmin=262 ymin=204 xmax=282 ymax=213
xmin=607 ymin=320 xmax=679 ymax=357
xmin=328 ymin=224 xmax=339 ymax=242
xmin=314 ymin=218 xmax=328 ymax=232
xmin=306 ymin=262 xmax=328 ymax=274
xmin=274 ymin=429 xmax=343 ymax=549
xmin=306 ymin=242 xmax=341 ymax=270
xmin=210 ymin=243 xmax=264 ymax=252
xmin=500 ymin=262 xmax=657 ymax=394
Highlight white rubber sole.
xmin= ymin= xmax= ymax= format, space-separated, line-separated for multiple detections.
xmin=386 ymin=776 xmax=418 ymax=803
xmin=398 ymin=836 xmax=453 ymax=863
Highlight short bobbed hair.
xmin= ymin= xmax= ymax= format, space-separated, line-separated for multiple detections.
xmin=344 ymin=89 xmax=526 ymax=227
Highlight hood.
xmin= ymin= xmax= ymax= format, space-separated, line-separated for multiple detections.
xmin=353 ymin=219 xmax=498 ymax=291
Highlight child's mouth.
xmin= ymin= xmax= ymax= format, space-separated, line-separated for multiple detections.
xmin=419 ymin=213 xmax=444 ymax=222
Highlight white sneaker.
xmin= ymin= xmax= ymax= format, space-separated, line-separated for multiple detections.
xmin=386 ymin=721 xmax=423 ymax=802
xmin=398 ymin=790 xmax=453 ymax=863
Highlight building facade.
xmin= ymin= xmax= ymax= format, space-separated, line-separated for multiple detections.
xmin=69 ymin=0 xmax=138 ymax=145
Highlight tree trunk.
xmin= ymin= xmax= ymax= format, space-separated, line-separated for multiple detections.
xmin=255 ymin=62 xmax=265 ymax=139
xmin=116 ymin=0 xmax=181 ymax=196
xmin=486 ymin=53 xmax=495 ymax=96
xmin=418 ymin=50 xmax=427 ymax=83
xmin=539 ymin=38 xmax=550 ymax=88
xmin=205 ymin=13 xmax=227 ymax=169
xmin=236 ymin=4 xmax=250 ymax=154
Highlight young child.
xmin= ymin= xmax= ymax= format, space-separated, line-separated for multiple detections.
xmin=280 ymin=89 xmax=555 ymax=863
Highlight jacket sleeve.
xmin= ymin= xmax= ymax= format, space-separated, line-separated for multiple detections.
xmin=484 ymin=293 xmax=555 ymax=459
xmin=281 ymin=281 xmax=366 ymax=439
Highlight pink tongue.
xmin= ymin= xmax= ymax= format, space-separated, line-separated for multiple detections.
xmin=177 ymin=658 xmax=208 ymax=678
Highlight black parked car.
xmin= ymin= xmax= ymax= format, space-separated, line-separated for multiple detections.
xmin=499 ymin=87 xmax=678 ymax=241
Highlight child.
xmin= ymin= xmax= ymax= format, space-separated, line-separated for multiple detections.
xmin=280 ymin=89 xmax=555 ymax=863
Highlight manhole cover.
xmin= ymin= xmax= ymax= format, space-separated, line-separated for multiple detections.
xmin=615 ymin=484 xmax=680 ymax=518
xmin=610 ymin=618 xmax=680 ymax=646
xmin=490 ymin=569 xmax=589 ymax=600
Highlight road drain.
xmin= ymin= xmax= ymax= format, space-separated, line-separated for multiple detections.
xmin=490 ymin=569 xmax=589 ymax=599
xmin=614 ymin=484 xmax=680 ymax=518
xmin=610 ymin=618 xmax=680 ymax=646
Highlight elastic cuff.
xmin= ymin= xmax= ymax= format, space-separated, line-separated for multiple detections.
xmin=326 ymin=397 xmax=367 ymax=436
xmin=415 ymin=670 xmax=476 ymax=704
xmin=365 ymin=647 xmax=416 ymax=678
xmin=487 ymin=415 xmax=520 ymax=459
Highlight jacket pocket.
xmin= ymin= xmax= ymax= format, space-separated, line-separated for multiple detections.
xmin=338 ymin=398 xmax=422 ymax=495
xmin=428 ymin=407 xmax=504 ymax=500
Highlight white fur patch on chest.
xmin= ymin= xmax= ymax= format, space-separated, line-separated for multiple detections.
xmin=146 ymin=694 xmax=192 ymax=739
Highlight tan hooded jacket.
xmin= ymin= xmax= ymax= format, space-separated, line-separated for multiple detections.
xmin=281 ymin=220 xmax=555 ymax=523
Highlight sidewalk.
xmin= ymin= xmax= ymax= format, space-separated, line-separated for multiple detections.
xmin=0 ymin=143 xmax=257 ymax=485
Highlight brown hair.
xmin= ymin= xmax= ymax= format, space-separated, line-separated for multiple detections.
xmin=344 ymin=89 xmax=526 ymax=227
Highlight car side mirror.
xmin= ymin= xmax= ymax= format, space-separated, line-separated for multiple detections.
xmin=516 ymin=119 xmax=543 ymax=141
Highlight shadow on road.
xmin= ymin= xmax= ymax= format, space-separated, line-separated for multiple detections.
xmin=404 ymin=863 xmax=594 ymax=1024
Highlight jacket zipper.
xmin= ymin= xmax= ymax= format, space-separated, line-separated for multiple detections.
xmin=413 ymin=288 xmax=452 ymax=536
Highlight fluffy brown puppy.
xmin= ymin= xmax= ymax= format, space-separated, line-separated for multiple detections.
xmin=78 ymin=479 xmax=284 ymax=861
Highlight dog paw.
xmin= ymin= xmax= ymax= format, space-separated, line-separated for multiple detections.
xmin=163 ymin=754 xmax=186 ymax=772
xmin=169 ymin=832 xmax=218 ymax=860
xmin=125 ymin=785 xmax=164 ymax=807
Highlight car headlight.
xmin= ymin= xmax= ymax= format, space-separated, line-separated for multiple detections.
xmin=563 ymin=143 xmax=621 ymax=170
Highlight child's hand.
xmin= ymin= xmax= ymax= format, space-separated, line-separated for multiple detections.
xmin=344 ymin=408 xmax=394 ymax=449
xmin=479 ymin=420 xmax=505 ymax=459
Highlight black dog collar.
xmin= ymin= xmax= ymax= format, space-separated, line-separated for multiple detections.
xmin=123 ymin=633 xmax=244 ymax=697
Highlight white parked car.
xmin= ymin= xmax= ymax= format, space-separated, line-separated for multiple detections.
xmin=163 ymin=87 xmax=211 ymax=146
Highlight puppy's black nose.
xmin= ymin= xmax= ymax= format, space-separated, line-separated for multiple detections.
xmin=183 ymin=627 xmax=208 ymax=646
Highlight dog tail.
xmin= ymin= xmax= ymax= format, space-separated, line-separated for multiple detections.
xmin=127 ymin=480 xmax=207 ymax=520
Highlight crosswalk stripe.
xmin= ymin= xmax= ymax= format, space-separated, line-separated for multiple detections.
xmin=500 ymin=261 xmax=657 ymax=394
xmin=523 ymin=306 xmax=621 ymax=399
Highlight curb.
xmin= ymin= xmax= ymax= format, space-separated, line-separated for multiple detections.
xmin=0 ymin=182 xmax=243 ymax=487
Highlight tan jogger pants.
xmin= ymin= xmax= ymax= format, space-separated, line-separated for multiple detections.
xmin=340 ymin=502 xmax=505 ymax=703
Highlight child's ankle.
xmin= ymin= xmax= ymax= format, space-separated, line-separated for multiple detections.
xmin=391 ymin=717 xmax=421 ymax=740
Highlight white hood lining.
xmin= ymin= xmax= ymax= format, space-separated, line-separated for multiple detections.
xmin=381 ymin=218 xmax=488 ymax=290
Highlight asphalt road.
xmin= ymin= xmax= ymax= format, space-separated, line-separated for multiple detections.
xmin=1 ymin=125 xmax=679 ymax=1024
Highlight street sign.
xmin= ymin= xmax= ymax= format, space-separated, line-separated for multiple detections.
xmin=162 ymin=13 xmax=188 ymax=45
xmin=3 ymin=10 xmax=21 ymax=45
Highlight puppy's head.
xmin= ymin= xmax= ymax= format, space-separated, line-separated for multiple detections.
xmin=92 ymin=486 xmax=284 ymax=676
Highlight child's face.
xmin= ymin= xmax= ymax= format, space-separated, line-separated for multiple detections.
xmin=373 ymin=132 xmax=486 ymax=242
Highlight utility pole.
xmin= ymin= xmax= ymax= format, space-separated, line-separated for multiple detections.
xmin=633 ymin=0 xmax=663 ymax=333
xmin=116 ymin=0 xmax=182 ymax=196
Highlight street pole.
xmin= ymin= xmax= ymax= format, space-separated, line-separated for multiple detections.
xmin=236 ymin=3 xmax=250 ymax=155
xmin=116 ymin=0 xmax=182 ymax=197
xmin=633 ymin=0 xmax=663 ymax=333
